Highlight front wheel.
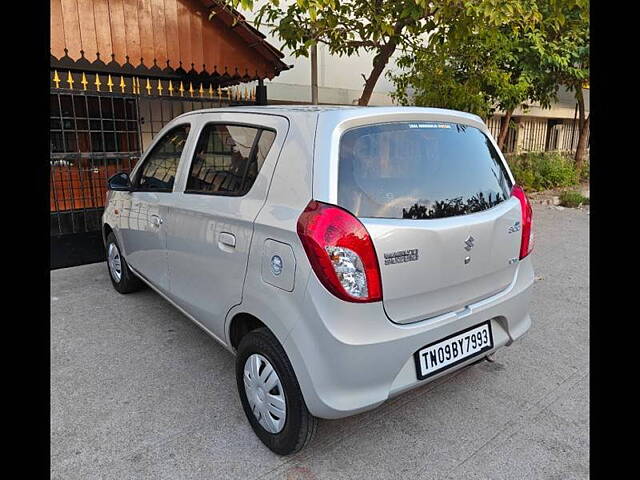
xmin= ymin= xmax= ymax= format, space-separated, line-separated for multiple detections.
xmin=106 ymin=232 xmax=143 ymax=294
xmin=236 ymin=328 xmax=317 ymax=455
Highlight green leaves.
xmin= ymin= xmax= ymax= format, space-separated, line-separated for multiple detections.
xmin=233 ymin=0 xmax=439 ymax=67
xmin=390 ymin=0 xmax=588 ymax=117
xmin=382 ymin=23 xmax=395 ymax=36
xmin=225 ymin=0 xmax=587 ymax=108
xmin=507 ymin=152 xmax=581 ymax=192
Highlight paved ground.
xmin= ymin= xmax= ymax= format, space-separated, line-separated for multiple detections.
xmin=51 ymin=203 xmax=589 ymax=480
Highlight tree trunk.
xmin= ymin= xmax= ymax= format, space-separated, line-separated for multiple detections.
xmin=497 ymin=109 xmax=514 ymax=151
xmin=357 ymin=40 xmax=397 ymax=106
xmin=574 ymin=113 xmax=590 ymax=170
xmin=356 ymin=14 xmax=418 ymax=106
xmin=573 ymin=86 xmax=588 ymax=168
xmin=576 ymin=87 xmax=585 ymax=130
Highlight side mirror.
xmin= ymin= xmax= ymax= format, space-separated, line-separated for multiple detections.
xmin=107 ymin=172 xmax=132 ymax=191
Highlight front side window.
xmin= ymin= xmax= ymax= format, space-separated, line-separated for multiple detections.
xmin=186 ymin=124 xmax=276 ymax=196
xmin=135 ymin=124 xmax=190 ymax=192
xmin=337 ymin=122 xmax=511 ymax=219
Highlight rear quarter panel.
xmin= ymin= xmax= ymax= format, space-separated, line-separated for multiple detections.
xmin=225 ymin=112 xmax=319 ymax=346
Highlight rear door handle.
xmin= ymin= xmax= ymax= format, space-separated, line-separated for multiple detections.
xmin=218 ymin=232 xmax=236 ymax=249
xmin=150 ymin=214 xmax=163 ymax=227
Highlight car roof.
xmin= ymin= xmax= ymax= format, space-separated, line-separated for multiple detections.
xmin=180 ymin=105 xmax=359 ymax=114
xmin=176 ymin=105 xmax=484 ymax=124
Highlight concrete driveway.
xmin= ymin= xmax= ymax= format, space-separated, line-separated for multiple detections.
xmin=51 ymin=203 xmax=589 ymax=479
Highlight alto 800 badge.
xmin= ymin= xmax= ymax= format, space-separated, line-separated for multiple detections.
xmin=384 ymin=249 xmax=419 ymax=266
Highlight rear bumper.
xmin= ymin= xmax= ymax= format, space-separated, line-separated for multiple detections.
xmin=283 ymin=256 xmax=534 ymax=419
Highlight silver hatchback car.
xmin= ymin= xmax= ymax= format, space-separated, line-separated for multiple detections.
xmin=102 ymin=106 xmax=534 ymax=455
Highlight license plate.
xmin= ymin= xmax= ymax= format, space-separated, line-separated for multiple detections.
xmin=414 ymin=321 xmax=494 ymax=380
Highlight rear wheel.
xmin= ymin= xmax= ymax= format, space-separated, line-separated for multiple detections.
xmin=106 ymin=232 xmax=143 ymax=294
xmin=236 ymin=328 xmax=317 ymax=455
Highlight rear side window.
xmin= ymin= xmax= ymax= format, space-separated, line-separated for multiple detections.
xmin=186 ymin=124 xmax=276 ymax=196
xmin=136 ymin=124 xmax=190 ymax=192
xmin=337 ymin=122 xmax=511 ymax=219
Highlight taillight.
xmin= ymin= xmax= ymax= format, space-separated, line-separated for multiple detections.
xmin=511 ymin=184 xmax=534 ymax=259
xmin=297 ymin=200 xmax=382 ymax=303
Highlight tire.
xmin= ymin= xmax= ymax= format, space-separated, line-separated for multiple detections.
xmin=105 ymin=232 xmax=143 ymax=294
xmin=236 ymin=327 xmax=317 ymax=455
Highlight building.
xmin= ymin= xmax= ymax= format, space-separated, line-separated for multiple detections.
xmin=485 ymin=86 xmax=591 ymax=155
xmin=50 ymin=0 xmax=289 ymax=268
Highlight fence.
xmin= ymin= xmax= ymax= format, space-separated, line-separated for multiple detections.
xmin=486 ymin=116 xmax=518 ymax=153
xmin=50 ymin=88 xmax=254 ymax=237
xmin=486 ymin=115 xmax=589 ymax=155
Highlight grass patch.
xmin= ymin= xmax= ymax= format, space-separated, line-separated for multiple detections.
xmin=505 ymin=151 xmax=587 ymax=192
xmin=559 ymin=190 xmax=589 ymax=208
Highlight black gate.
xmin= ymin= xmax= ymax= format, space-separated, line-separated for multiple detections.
xmin=50 ymin=86 xmax=249 ymax=269
xmin=50 ymin=90 xmax=142 ymax=268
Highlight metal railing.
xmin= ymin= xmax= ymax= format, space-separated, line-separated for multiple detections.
xmin=487 ymin=115 xmax=589 ymax=155
xmin=50 ymin=88 xmax=255 ymax=236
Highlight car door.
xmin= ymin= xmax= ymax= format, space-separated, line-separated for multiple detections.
xmin=118 ymin=123 xmax=192 ymax=293
xmin=165 ymin=113 xmax=288 ymax=341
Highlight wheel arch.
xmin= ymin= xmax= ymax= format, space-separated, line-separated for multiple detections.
xmin=226 ymin=307 xmax=293 ymax=354
xmin=102 ymin=223 xmax=114 ymax=247
xmin=228 ymin=312 xmax=268 ymax=351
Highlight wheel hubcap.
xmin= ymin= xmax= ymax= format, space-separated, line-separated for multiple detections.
xmin=107 ymin=243 xmax=122 ymax=283
xmin=243 ymin=353 xmax=286 ymax=434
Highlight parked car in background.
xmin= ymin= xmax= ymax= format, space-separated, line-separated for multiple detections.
xmin=102 ymin=106 xmax=534 ymax=455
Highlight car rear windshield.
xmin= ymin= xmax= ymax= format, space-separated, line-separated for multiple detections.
xmin=337 ymin=122 xmax=512 ymax=219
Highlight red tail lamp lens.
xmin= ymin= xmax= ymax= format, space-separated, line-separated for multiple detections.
xmin=297 ymin=200 xmax=382 ymax=303
xmin=511 ymin=184 xmax=533 ymax=259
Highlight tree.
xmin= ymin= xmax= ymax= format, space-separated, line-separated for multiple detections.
xmin=390 ymin=45 xmax=496 ymax=119
xmin=240 ymin=0 xmax=439 ymax=106
xmin=227 ymin=0 xmax=546 ymax=106
xmin=390 ymin=4 xmax=561 ymax=151
xmin=390 ymin=0 xmax=588 ymax=161
xmin=531 ymin=0 xmax=589 ymax=167
xmin=390 ymin=28 xmax=532 ymax=151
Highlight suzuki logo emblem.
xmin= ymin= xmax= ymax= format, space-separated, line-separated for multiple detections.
xmin=464 ymin=235 xmax=475 ymax=251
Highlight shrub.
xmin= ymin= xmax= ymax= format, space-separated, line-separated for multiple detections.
xmin=506 ymin=151 xmax=582 ymax=192
xmin=559 ymin=190 xmax=589 ymax=208
xmin=578 ymin=161 xmax=590 ymax=182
